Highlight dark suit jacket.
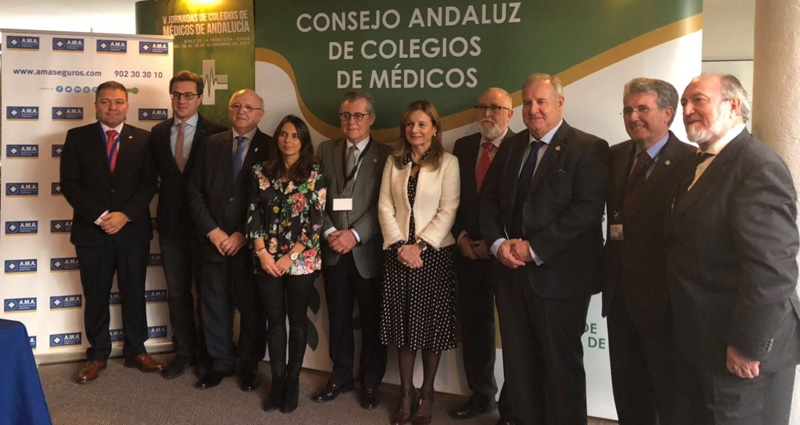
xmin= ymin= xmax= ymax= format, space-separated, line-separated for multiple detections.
xmin=187 ymin=129 xmax=269 ymax=261
xmin=151 ymin=114 xmax=227 ymax=240
xmin=480 ymin=120 xmax=610 ymax=298
xmin=666 ymin=128 xmax=800 ymax=372
xmin=318 ymin=137 xmax=393 ymax=279
xmin=602 ymin=132 xmax=696 ymax=332
xmin=452 ymin=129 xmax=516 ymax=242
xmin=60 ymin=122 xmax=157 ymax=247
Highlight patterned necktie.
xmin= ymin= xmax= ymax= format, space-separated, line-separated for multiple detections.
xmin=620 ymin=150 xmax=652 ymax=219
xmin=232 ymin=135 xmax=247 ymax=179
xmin=175 ymin=122 xmax=186 ymax=172
xmin=106 ymin=129 xmax=119 ymax=174
xmin=338 ymin=145 xmax=358 ymax=229
xmin=475 ymin=142 xmax=494 ymax=192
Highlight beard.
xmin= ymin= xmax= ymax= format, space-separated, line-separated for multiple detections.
xmin=686 ymin=115 xmax=729 ymax=145
xmin=479 ymin=118 xmax=503 ymax=140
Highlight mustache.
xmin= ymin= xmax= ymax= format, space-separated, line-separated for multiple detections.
xmin=480 ymin=117 xmax=496 ymax=125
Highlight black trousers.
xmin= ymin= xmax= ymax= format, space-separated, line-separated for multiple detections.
xmin=257 ymin=273 xmax=316 ymax=377
xmin=200 ymin=253 xmax=266 ymax=373
xmin=495 ymin=266 xmax=590 ymax=425
xmin=76 ymin=241 xmax=150 ymax=362
xmin=159 ymin=233 xmax=205 ymax=361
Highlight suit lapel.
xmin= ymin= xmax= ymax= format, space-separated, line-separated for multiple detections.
xmin=507 ymin=135 xmax=529 ymax=209
xmin=463 ymin=136 xmax=480 ymax=192
xmin=626 ymin=135 xmax=681 ymax=219
xmin=529 ymin=123 xmax=569 ymax=193
xmin=610 ymin=142 xmax=635 ymax=216
xmin=238 ymin=130 xmax=265 ymax=185
xmin=111 ymin=124 xmax=136 ymax=178
xmin=331 ymin=138 xmax=346 ymax=193
xmin=351 ymin=137 xmax=378 ymax=195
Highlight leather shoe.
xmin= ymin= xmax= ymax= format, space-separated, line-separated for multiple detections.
xmin=77 ymin=360 xmax=107 ymax=383
xmin=495 ymin=418 xmax=516 ymax=425
xmin=360 ymin=387 xmax=381 ymax=409
xmin=161 ymin=356 xmax=193 ymax=380
xmin=124 ymin=353 xmax=164 ymax=373
xmin=197 ymin=369 xmax=234 ymax=390
xmin=448 ymin=399 xmax=497 ymax=420
xmin=239 ymin=369 xmax=262 ymax=392
xmin=311 ymin=381 xmax=354 ymax=403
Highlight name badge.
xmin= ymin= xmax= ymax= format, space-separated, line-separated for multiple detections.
xmin=609 ymin=224 xmax=624 ymax=241
xmin=333 ymin=198 xmax=353 ymax=211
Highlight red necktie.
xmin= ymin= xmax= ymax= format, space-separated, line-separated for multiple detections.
xmin=475 ymin=142 xmax=494 ymax=191
xmin=106 ymin=129 xmax=119 ymax=174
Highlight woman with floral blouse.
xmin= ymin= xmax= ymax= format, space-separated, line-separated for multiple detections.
xmin=247 ymin=115 xmax=326 ymax=414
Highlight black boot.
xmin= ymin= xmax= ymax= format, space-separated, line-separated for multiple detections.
xmin=281 ymin=364 xmax=301 ymax=413
xmin=263 ymin=374 xmax=284 ymax=412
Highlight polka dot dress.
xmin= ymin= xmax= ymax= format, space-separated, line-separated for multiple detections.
xmin=380 ymin=173 xmax=457 ymax=352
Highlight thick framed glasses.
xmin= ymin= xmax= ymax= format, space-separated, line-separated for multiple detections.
xmin=229 ymin=104 xmax=263 ymax=113
xmin=339 ymin=112 xmax=370 ymax=122
xmin=474 ymin=105 xmax=510 ymax=113
xmin=170 ymin=92 xmax=199 ymax=100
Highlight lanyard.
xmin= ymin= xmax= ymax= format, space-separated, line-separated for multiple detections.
xmin=342 ymin=138 xmax=373 ymax=187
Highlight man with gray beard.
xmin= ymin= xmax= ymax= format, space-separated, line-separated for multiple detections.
xmin=449 ymin=88 xmax=515 ymax=425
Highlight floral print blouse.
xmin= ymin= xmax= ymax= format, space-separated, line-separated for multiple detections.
xmin=247 ymin=162 xmax=327 ymax=276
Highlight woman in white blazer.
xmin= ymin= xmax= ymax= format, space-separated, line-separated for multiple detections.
xmin=378 ymin=100 xmax=460 ymax=425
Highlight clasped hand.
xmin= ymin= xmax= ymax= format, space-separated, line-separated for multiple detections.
xmin=208 ymin=229 xmax=246 ymax=256
xmin=496 ymin=239 xmax=533 ymax=269
xmin=397 ymin=244 xmax=423 ymax=269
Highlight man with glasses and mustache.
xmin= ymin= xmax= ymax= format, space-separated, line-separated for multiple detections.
xmin=449 ymin=88 xmax=515 ymax=425
xmin=151 ymin=71 xmax=227 ymax=380
xmin=188 ymin=89 xmax=269 ymax=391
xmin=666 ymin=74 xmax=800 ymax=425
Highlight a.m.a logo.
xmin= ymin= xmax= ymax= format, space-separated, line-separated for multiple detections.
xmin=52 ymin=107 xmax=84 ymax=120
xmin=108 ymin=292 xmax=121 ymax=305
xmin=50 ymin=295 xmax=82 ymax=309
xmin=6 ymin=145 xmax=39 ymax=158
xmin=109 ymin=328 xmax=125 ymax=342
xmin=4 ymin=297 xmax=37 ymax=312
xmin=145 ymin=289 xmax=167 ymax=303
xmin=148 ymin=254 xmax=163 ymax=266
xmin=148 ymin=326 xmax=168 ymax=338
xmin=6 ymin=107 xmax=39 ymax=120
xmin=51 ymin=182 xmax=63 ymax=196
xmin=51 ymin=257 xmax=80 ymax=271
xmin=51 ymin=145 xmax=64 ymax=157
xmin=7 ymin=36 xmax=39 ymax=50
xmin=50 ymin=220 xmax=73 ymax=233
xmin=6 ymin=183 xmax=38 ymax=196
xmin=30 ymin=336 xmax=37 ymax=349
xmin=138 ymin=109 xmax=168 ymax=121
xmin=53 ymin=37 xmax=85 ymax=52
xmin=6 ymin=221 xmax=39 ymax=235
xmin=139 ymin=41 xmax=168 ymax=54
xmin=50 ymin=332 xmax=82 ymax=347
xmin=5 ymin=259 xmax=37 ymax=274
xmin=97 ymin=39 xmax=127 ymax=53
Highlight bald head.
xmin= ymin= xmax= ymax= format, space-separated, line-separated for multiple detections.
xmin=475 ymin=88 xmax=513 ymax=140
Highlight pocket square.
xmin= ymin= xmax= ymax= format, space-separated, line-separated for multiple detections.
xmin=557 ymin=169 xmax=566 ymax=174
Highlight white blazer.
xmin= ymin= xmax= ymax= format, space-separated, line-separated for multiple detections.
xmin=378 ymin=152 xmax=460 ymax=250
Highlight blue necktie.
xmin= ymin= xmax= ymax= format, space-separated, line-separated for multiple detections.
xmin=511 ymin=140 xmax=543 ymax=236
xmin=232 ymin=136 xmax=247 ymax=178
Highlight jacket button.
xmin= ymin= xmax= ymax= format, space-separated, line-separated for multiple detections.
xmin=229 ymin=196 xmax=234 ymax=202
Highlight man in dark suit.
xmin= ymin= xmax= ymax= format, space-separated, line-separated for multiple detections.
xmin=60 ymin=80 xmax=163 ymax=383
xmin=151 ymin=70 xmax=227 ymax=379
xmin=449 ymin=88 xmax=515 ymax=425
xmin=313 ymin=90 xmax=391 ymax=409
xmin=187 ymin=89 xmax=269 ymax=390
xmin=666 ymin=74 xmax=800 ymax=425
xmin=602 ymin=78 xmax=695 ymax=425
xmin=480 ymin=74 xmax=609 ymax=425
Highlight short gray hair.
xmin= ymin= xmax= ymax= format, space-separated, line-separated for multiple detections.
xmin=624 ymin=78 xmax=679 ymax=125
xmin=718 ymin=74 xmax=751 ymax=123
xmin=523 ymin=73 xmax=563 ymax=98
xmin=341 ymin=90 xmax=376 ymax=116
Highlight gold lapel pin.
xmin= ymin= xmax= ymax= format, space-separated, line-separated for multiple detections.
xmin=255 ymin=147 xmax=259 ymax=152
xmin=555 ymin=145 xmax=562 ymax=151
xmin=372 ymin=158 xmax=378 ymax=163
xmin=665 ymin=160 xmax=671 ymax=166
xmin=128 ymin=135 xmax=133 ymax=139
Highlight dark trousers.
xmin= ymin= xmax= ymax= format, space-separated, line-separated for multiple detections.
xmin=456 ymin=254 xmax=510 ymax=415
xmin=607 ymin=286 xmax=676 ymax=425
xmin=159 ymin=234 xmax=205 ymax=361
xmin=200 ymin=253 xmax=266 ymax=373
xmin=76 ymin=242 xmax=150 ymax=362
xmin=257 ymin=273 xmax=316 ymax=377
xmin=673 ymin=348 xmax=796 ymax=425
xmin=495 ymin=266 xmax=590 ymax=425
xmin=322 ymin=253 xmax=387 ymax=389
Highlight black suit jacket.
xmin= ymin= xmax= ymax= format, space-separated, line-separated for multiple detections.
xmin=60 ymin=122 xmax=157 ymax=247
xmin=480 ymin=121 xmax=610 ymax=298
xmin=187 ymin=129 xmax=270 ymax=261
xmin=151 ymin=114 xmax=227 ymax=240
xmin=602 ymin=132 xmax=696 ymax=332
xmin=452 ymin=129 xmax=516 ymax=241
xmin=667 ymin=128 xmax=800 ymax=371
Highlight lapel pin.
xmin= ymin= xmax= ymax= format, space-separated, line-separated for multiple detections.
xmin=373 ymin=158 xmax=378 ymax=163
xmin=665 ymin=160 xmax=671 ymax=166
xmin=255 ymin=147 xmax=259 ymax=152
xmin=128 ymin=135 xmax=133 ymax=139
xmin=555 ymin=145 xmax=562 ymax=151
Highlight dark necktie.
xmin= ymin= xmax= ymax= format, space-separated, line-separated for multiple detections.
xmin=475 ymin=142 xmax=494 ymax=192
xmin=106 ymin=129 xmax=119 ymax=174
xmin=232 ymin=136 xmax=247 ymax=179
xmin=620 ymin=150 xmax=652 ymax=219
xmin=510 ymin=140 xmax=543 ymax=236
xmin=337 ymin=145 xmax=358 ymax=229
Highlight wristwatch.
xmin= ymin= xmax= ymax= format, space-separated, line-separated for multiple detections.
xmin=416 ymin=239 xmax=429 ymax=252
xmin=289 ymin=252 xmax=300 ymax=261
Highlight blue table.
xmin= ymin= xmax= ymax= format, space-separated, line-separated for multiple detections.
xmin=0 ymin=319 xmax=52 ymax=425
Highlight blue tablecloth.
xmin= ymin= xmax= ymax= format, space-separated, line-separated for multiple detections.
xmin=0 ymin=319 xmax=52 ymax=425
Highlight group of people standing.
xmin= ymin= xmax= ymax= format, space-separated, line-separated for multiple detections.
xmin=59 ymin=69 xmax=800 ymax=425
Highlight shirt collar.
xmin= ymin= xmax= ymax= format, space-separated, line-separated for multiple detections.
xmin=347 ymin=135 xmax=370 ymax=152
xmin=698 ymin=124 xmax=745 ymax=156
xmin=174 ymin=113 xmax=199 ymax=128
xmin=232 ymin=127 xmax=258 ymax=141
xmin=636 ymin=133 xmax=670 ymax=159
xmin=528 ymin=119 xmax=563 ymax=145
xmin=100 ymin=122 xmax=124 ymax=134
xmin=481 ymin=128 xmax=509 ymax=148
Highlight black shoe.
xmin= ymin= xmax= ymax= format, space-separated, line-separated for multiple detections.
xmin=161 ymin=356 xmax=193 ymax=380
xmin=239 ymin=369 xmax=262 ymax=392
xmin=281 ymin=377 xmax=300 ymax=413
xmin=263 ymin=375 xmax=284 ymax=412
xmin=196 ymin=369 xmax=233 ymax=390
xmin=495 ymin=418 xmax=516 ymax=425
xmin=311 ymin=380 xmax=354 ymax=403
xmin=360 ymin=387 xmax=381 ymax=410
xmin=448 ymin=398 xmax=497 ymax=420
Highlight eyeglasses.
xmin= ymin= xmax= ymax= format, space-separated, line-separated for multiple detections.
xmin=229 ymin=104 xmax=263 ymax=113
xmin=339 ymin=112 xmax=370 ymax=122
xmin=474 ymin=105 xmax=510 ymax=113
xmin=621 ymin=105 xmax=652 ymax=116
xmin=170 ymin=92 xmax=200 ymax=100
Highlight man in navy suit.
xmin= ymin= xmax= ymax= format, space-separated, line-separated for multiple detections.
xmin=450 ymin=88 xmax=515 ymax=425
xmin=480 ymin=74 xmax=609 ymax=425
xmin=60 ymin=80 xmax=163 ymax=383
xmin=187 ymin=89 xmax=269 ymax=390
xmin=151 ymin=71 xmax=226 ymax=379
xmin=667 ymin=74 xmax=800 ymax=425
